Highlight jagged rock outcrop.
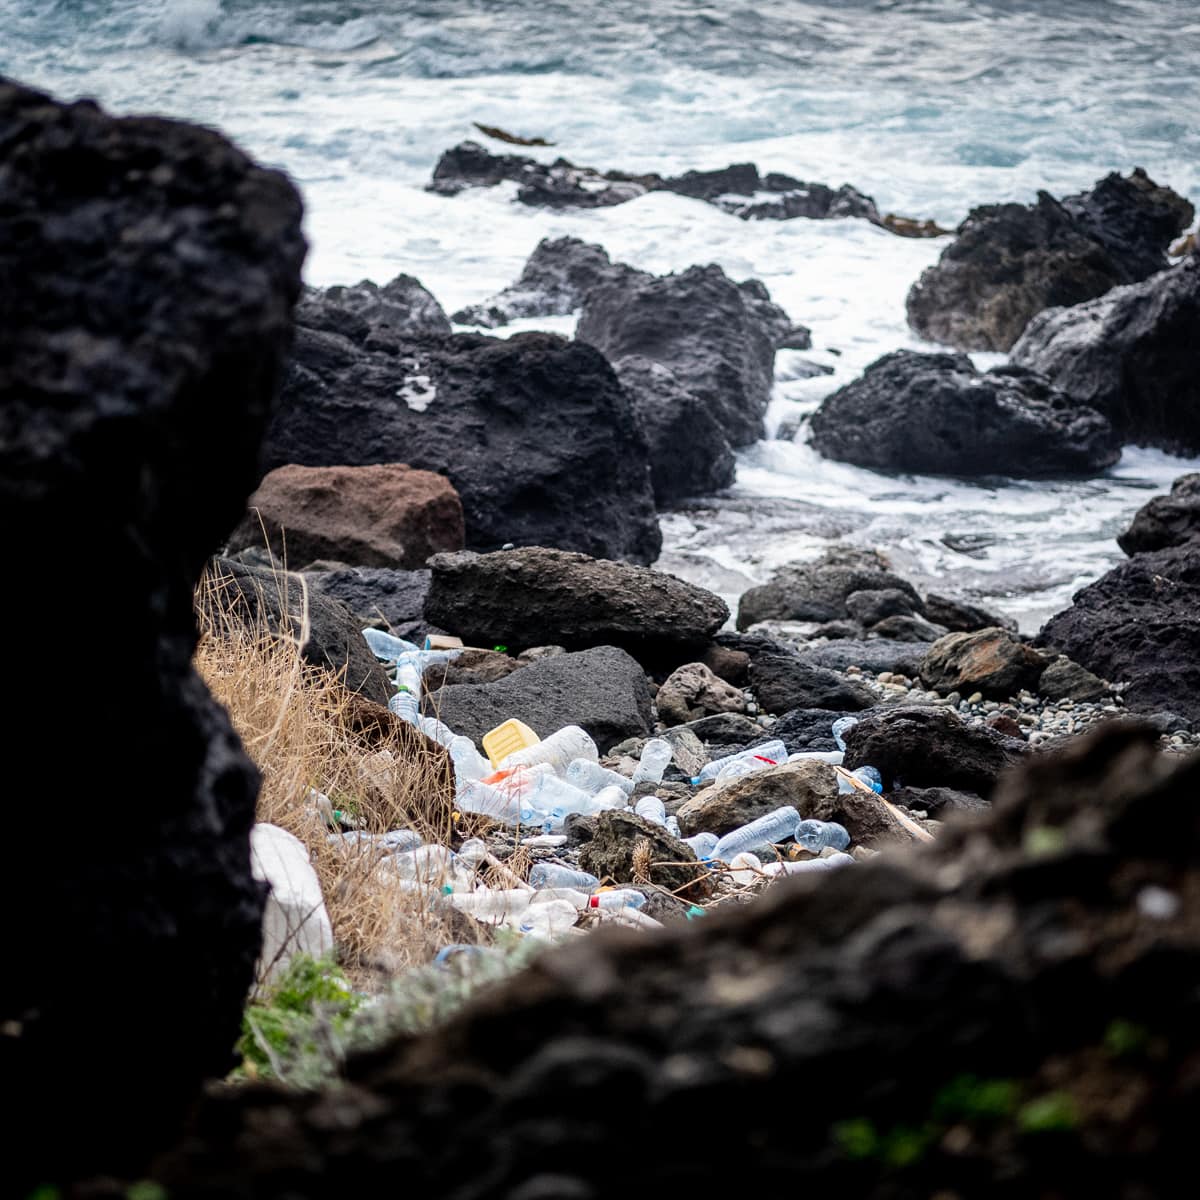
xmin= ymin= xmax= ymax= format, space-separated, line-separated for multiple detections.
xmin=809 ymin=351 xmax=1120 ymax=478
xmin=1011 ymin=255 xmax=1200 ymax=454
xmin=0 ymin=77 xmax=305 ymax=1188
xmin=1117 ymin=473 xmax=1200 ymax=555
xmin=907 ymin=169 xmax=1193 ymax=351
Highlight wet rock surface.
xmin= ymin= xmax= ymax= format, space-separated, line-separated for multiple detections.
xmin=0 ymin=76 xmax=305 ymax=1188
xmin=1011 ymin=254 xmax=1200 ymax=453
xmin=1118 ymin=473 xmax=1200 ymax=555
xmin=906 ymin=169 xmax=1192 ymax=351
xmin=920 ymin=628 xmax=1048 ymax=701
xmin=264 ymin=324 xmax=661 ymax=563
xmin=809 ymin=351 xmax=1120 ymax=478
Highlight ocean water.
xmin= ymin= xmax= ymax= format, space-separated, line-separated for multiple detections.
xmin=5 ymin=0 xmax=1199 ymax=629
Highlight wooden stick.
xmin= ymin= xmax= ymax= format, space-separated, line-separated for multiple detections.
xmin=834 ymin=765 xmax=935 ymax=843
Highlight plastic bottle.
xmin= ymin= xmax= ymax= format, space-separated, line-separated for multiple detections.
xmin=591 ymin=785 xmax=628 ymax=811
xmin=831 ymin=716 xmax=860 ymax=752
xmin=787 ymin=750 xmax=844 ymax=766
xmin=665 ymin=814 xmax=681 ymax=838
xmin=362 ymin=628 xmax=420 ymax=662
xmin=522 ymin=772 xmax=600 ymax=826
xmin=711 ymin=805 xmax=801 ymax=862
xmin=449 ymin=736 xmax=490 ymax=788
xmin=838 ymin=765 xmax=883 ymax=794
xmin=447 ymin=888 xmax=534 ymax=923
xmin=586 ymin=889 xmax=646 ymax=910
xmin=331 ymin=829 xmax=423 ymax=854
xmin=500 ymin=725 xmax=598 ymax=774
xmin=418 ymin=715 xmax=457 ymax=748
xmin=693 ymin=739 xmax=788 ymax=785
xmin=456 ymin=779 xmax=538 ymax=825
xmin=565 ymin=758 xmax=634 ymax=796
xmin=388 ymin=688 xmax=420 ymax=725
xmin=635 ymin=795 xmax=667 ymax=826
xmin=518 ymin=899 xmax=579 ymax=940
xmin=684 ymin=831 xmax=719 ymax=859
xmin=724 ymin=851 xmax=764 ymax=886
xmin=389 ymin=843 xmax=459 ymax=884
xmin=761 ymin=851 xmax=855 ymax=877
xmin=794 ymin=819 xmax=851 ymax=853
xmin=714 ymin=756 xmax=769 ymax=786
xmin=529 ymin=863 xmax=600 ymax=890
xmin=632 ymin=738 xmax=673 ymax=786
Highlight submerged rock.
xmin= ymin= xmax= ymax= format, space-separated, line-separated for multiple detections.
xmin=809 ymin=351 xmax=1120 ymax=478
xmin=906 ymin=169 xmax=1193 ymax=351
xmin=1038 ymin=540 xmax=1200 ymax=723
xmin=1012 ymin=256 xmax=1200 ymax=454
xmin=265 ymin=323 xmax=661 ymax=564
xmin=423 ymin=547 xmax=728 ymax=669
xmin=0 ymin=76 xmax=305 ymax=1187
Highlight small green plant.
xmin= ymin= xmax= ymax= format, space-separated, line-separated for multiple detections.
xmin=1103 ymin=1018 xmax=1150 ymax=1059
xmin=833 ymin=1118 xmax=879 ymax=1160
xmin=1018 ymin=1091 xmax=1079 ymax=1134
xmin=932 ymin=1074 xmax=1020 ymax=1122
xmin=832 ymin=1118 xmax=935 ymax=1168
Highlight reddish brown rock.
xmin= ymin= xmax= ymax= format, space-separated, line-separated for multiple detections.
xmin=229 ymin=462 xmax=464 ymax=569
xmin=920 ymin=627 xmax=1046 ymax=700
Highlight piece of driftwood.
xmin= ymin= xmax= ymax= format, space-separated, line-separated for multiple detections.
xmin=473 ymin=122 xmax=556 ymax=147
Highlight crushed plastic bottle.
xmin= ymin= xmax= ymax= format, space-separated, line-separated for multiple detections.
xmin=529 ymin=863 xmax=600 ymax=890
xmin=632 ymin=738 xmax=673 ymax=786
xmin=634 ymin=795 xmax=668 ymax=826
xmin=362 ymin=628 xmax=420 ymax=662
xmin=787 ymin=750 xmax=844 ymax=766
xmin=761 ymin=851 xmax=855 ymax=877
xmin=664 ymin=814 xmax=681 ymax=838
xmin=794 ymin=819 xmax=851 ymax=853
xmin=417 ymin=715 xmax=457 ymax=748
xmin=714 ymin=756 xmax=770 ymax=786
xmin=693 ymin=739 xmax=787 ymax=785
xmin=711 ymin=805 xmax=801 ymax=862
xmin=389 ymin=844 xmax=463 ymax=886
xmin=838 ymin=765 xmax=883 ymax=794
xmin=447 ymin=888 xmax=534 ymax=923
xmin=501 ymin=725 xmax=598 ymax=774
xmin=456 ymin=778 xmax=539 ymax=825
xmin=831 ymin=716 xmax=860 ymax=752
xmin=518 ymin=899 xmax=579 ymax=940
xmin=684 ymin=831 xmax=719 ymax=859
xmin=591 ymin=784 xmax=628 ymax=811
xmin=565 ymin=758 xmax=634 ymax=796
xmin=449 ymin=736 xmax=490 ymax=788
xmin=522 ymin=772 xmax=605 ymax=828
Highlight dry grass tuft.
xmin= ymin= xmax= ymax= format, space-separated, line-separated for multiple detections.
xmin=195 ymin=562 xmax=487 ymax=989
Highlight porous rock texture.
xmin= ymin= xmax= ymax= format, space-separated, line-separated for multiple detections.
xmin=263 ymin=322 xmax=661 ymax=564
xmin=907 ymin=169 xmax=1193 ymax=351
xmin=423 ymin=547 xmax=728 ymax=669
xmin=149 ymin=722 xmax=1200 ymax=1199
xmin=1038 ymin=540 xmax=1200 ymax=724
xmin=0 ymin=77 xmax=305 ymax=1188
xmin=809 ymin=351 xmax=1120 ymax=478
xmin=1012 ymin=256 xmax=1200 ymax=454
xmin=1117 ymin=473 xmax=1200 ymax=555
xmin=920 ymin=627 xmax=1047 ymax=701
xmin=227 ymin=461 xmax=465 ymax=569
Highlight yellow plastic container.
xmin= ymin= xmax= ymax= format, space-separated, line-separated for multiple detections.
xmin=482 ymin=718 xmax=540 ymax=769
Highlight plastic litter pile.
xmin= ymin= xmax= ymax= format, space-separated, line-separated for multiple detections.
xmin=307 ymin=629 xmax=910 ymax=954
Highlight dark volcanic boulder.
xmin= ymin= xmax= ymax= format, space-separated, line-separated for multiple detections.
xmin=771 ymin=706 xmax=869 ymax=752
xmin=920 ymin=628 xmax=1047 ymax=700
xmin=452 ymin=236 xmax=642 ymax=327
xmin=427 ymin=645 xmax=653 ymax=751
xmin=305 ymin=567 xmax=432 ymax=642
xmin=152 ymin=722 xmax=1200 ymax=1200
xmin=842 ymin=705 xmax=1028 ymax=793
xmin=577 ymin=263 xmax=784 ymax=447
xmin=749 ymin=652 xmax=877 ymax=714
xmin=212 ymin=559 xmax=393 ymax=707
xmin=906 ymin=170 xmax=1193 ymax=351
xmin=264 ymin=324 xmax=661 ymax=564
xmin=227 ymin=462 xmax=464 ymax=569
xmin=0 ymin=78 xmax=305 ymax=1187
xmin=614 ymin=355 xmax=737 ymax=503
xmin=792 ymin=638 xmax=928 ymax=677
xmin=423 ymin=547 xmax=728 ymax=668
xmin=578 ymin=810 xmax=709 ymax=898
xmin=296 ymin=273 xmax=450 ymax=339
xmin=428 ymin=139 xmax=538 ymax=194
xmin=737 ymin=548 xmax=923 ymax=629
xmin=809 ymin=351 xmax=1120 ymax=478
xmin=924 ymin=592 xmax=1018 ymax=633
xmin=1012 ymin=256 xmax=1200 ymax=453
xmin=1118 ymin=473 xmax=1200 ymax=555
xmin=1038 ymin=541 xmax=1200 ymax=723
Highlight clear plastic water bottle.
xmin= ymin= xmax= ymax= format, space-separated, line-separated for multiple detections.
xmin=529 ymin=863 xmax=600 ymax=890
xmin=635 ymin=795 xmax=668 ymax=826
xmin=449 ymin=736 xmax=489 ymax=789
xmin=693 ymin=739 xmax=787 ymax=784
xmin=794 ymin=819 xmax=851 ymax=853
xmin=711 ymin=805 xmax=801 ymax=861
xmin=501 ymin=725 xmax=598 ymax=774
xmin=714 ymin=756 xmax=770 ymax=786
xmin=586 ymin=889 xmax=646 ymax=910
xmin=565 ymin=758 xmax=634 ymax=795
xmin=362 ymin=628 xmax=420 ymax=662
xmin=389 ymin=843 xmax=459 ymax=884
xmin=832 ymin=716 xmax=860 ymax=752
xmin=665 ymin=814 xmax=681 ymax=838
xmin=518 ymin=898 xmax=579 ymax=940
xmin=838 ymin=765 xmax=883 ymax=794
xmin=388 ymin=688 xmax=420 ymax=725
xmin=684 ymin=831 xmax=719 ymax=859
xmin=787 ymin=750 xmax=844 ymax=766
xmin=762 ymin=851 xmax=854 ymax=877
xmin=633 ymin=738 xmax=673 ymax=785
xmin=447 ymin=888 xmax=534 ymax=923
xmin=456 ymin=779 xmax=538 ymax=825
xmin=418 ymin=715 xmax=457 ymax=747
xmin=523 ymin=772 xmax=601 ymax=828
xmin=591 ymin=784 xmax=628 ymax=810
